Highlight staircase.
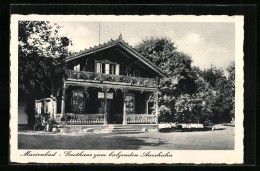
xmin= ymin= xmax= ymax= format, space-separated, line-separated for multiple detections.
xmin=99 ymin=124 xmax=145 ymax=134
xmin=61 ymin=124 xmax=148 ymax=134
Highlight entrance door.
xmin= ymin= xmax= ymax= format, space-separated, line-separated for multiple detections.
xmin=106 ymin=101 xmax=114 ymax=124
xmin=107 ymin=91 xmax=123 ymax=124
xmin=97 ymin=100 xmax=120 ymax=124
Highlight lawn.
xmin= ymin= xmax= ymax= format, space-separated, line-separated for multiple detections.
xmin=18 ymin=125 xmax=234 ymax=150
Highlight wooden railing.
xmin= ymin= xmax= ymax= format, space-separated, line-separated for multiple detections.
xmin=64 ymin=113 xmax=104 ymax=125
xmin=126 ymin=114 xmax=157 ymax=124
xmin=54 ymin=113 xmax=63 ymax=123
xmin=55 ymin=114 xmax=157 ymax=125
xmin=66 ymin=69 xmax=158 ymax=88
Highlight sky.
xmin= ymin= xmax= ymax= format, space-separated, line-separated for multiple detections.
xmin=57 ymin=21 xmax=235 ymax=71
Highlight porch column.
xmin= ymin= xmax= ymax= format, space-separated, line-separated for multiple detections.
xmin=145 ymin=93 xmax=149 ymax=115
xmin=123 ymin=89 xmax=127 ymax=125
xmin=103 ymin=87 xmax=107 ymax=125
xmin=61 ymin=81 xmax=66 ymax=118
xmin=155 ymin=91 xmax=159 ymax=124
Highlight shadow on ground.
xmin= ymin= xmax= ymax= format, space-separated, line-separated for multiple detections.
xmin=159 ymin=127 xmax=226 ymax=133
xmin=18 ymin=125 xmax=234 ymax=150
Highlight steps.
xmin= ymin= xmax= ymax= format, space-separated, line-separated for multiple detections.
xmin=99 ymin=125 xmax=145 ymax=134
xmin=61 ymin=124 xmax=148 ymax=134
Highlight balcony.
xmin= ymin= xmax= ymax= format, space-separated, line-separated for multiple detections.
xmin=66 ymin=69 xmax=158 ymax=88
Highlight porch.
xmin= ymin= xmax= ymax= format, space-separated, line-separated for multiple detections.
xmin=56 ymin=113 xmax=158 ymax=125
xmin=58 ymin=79 xmax=159 ymax=125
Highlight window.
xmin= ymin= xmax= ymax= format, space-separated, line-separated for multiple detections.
xmin=105 ymin=64 xmax=110 ymax=74
xmin=96 ymin=61 xmax=120 ymax=75
xmin=74 ymin=64 xmax=80 ymax=71
xmin=115 ymin=64 xmax=120 ymax=75
xmin=96 ymin=62 xmax=101 ymax=73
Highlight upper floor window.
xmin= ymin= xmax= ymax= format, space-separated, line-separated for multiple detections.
xmin=105 ymin=64 xmax=110 ymax=74
xmin=96 ymin=62 xmax=101 ymax=73
xmin=74 ymin=64 xmax=80 ymax=71
xmin=96 ymin=61 xmax=120 ymax=75
xmin=115 ymin=64 xmax=120 ymax=75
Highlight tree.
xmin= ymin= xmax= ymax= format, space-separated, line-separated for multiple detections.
xmin=19 ymin=21 xmax=71 ymax=97
xmin=175 ymin=94 xmax=204 ymax=124
xmin=18 ymin=21 xmax=71 ymax=125
xmin=197 ymin=64 xmax=235 ymax=124
xmin=135 ymin=37 xmax=197 ymax=123
xmin=227 ymin=61 xmax=235 ymax=83
xmin=135 ymin=37 xmax=176 ymax=67
xmin=226 ymin=61 xmax=235 ymax=120
xmin=136 ymin=37 xmax=235 ymax=125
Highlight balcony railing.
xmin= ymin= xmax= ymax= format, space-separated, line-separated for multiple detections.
xmin=64 ymin=113 xmax=104 ymax=125
xmin=66 ymin=69 xmax=158 ymax=88
xmin=126 ymin=114 xmax=157 ymax=124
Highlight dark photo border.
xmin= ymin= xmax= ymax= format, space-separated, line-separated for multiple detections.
xmin=1 ymin=2 xmax=257 ymax=168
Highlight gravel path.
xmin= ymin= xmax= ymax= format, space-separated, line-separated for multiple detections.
xmin=18 ymin=125 xmax=234 ymax=150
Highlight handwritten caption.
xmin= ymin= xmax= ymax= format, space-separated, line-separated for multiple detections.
xmin=21 ymin=151 xmax=173 ymax=159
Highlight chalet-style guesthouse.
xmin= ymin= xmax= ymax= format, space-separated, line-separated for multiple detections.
xmin=57 ymin=35 xmax=167 ymax=126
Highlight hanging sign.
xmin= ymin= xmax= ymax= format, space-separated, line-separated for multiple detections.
xmin=98 ymin=92 xmax=113 ymax=99
xmin=107 ymin=93 xmax=113 ymax=99
xmin=98 ymin=92 xmax=104 ymax=99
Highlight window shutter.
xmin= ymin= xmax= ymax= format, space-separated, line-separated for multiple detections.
xmin=115 ymin=64 xmax=120 ymax=75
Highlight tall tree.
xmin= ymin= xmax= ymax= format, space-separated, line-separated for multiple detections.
xmin=136 ymin=37 xmax=234 ymax=124
xmin=226 ymin=61 xmax=235 ymax=120
xmin=227 ymin=61 xmax=235 ymax=84
xmin=198 ymin=64 xmax=235 ymax=123
xmin=19 ymin=21 xmax=71 ymax=97
xmin=18 ymin=21 xmax=71 ymax=125
xmin=135 ymin=37 xmax=197 ymax=123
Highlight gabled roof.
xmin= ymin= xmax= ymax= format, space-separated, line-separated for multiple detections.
xmin=66 ymin=37 xmax=168 ymax=78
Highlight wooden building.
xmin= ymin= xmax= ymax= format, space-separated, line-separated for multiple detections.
xmin=58 ymin=36 xmax=167 ymax=126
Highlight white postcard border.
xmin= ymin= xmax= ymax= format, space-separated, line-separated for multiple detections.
xmin=10 ymin=15 xmax=244 ymax=164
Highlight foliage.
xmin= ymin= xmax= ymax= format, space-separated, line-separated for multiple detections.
xmin=18 ymin=21 xmax=71 ymax=97
xmin=195 ymin=65 xmax=235 ymax=123
xmin=135 ymin=37 xmax=176 ymax=66
xmin=175 ymin=94 xmax=203 ymax=123
xmin=136 ymin=36 xmax=235 ymax=124
xmin=226 ymin=61 xmax=235 ymax=119
xmin=227 ymin=61 xmax=235 ymax=83
xmin=136 ymin=37 xmax=198 ymax=123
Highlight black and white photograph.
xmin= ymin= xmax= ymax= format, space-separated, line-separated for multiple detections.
xmin=10 ymin=14 xmax=244 ymax=164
